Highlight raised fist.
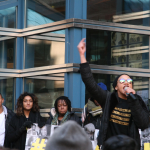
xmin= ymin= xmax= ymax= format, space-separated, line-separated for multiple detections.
xmin=77 ymin=38 xmax=86 ymax=56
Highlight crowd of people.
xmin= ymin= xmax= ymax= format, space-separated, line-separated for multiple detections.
xmin=0 ymin=38 xmax=149 ymax=150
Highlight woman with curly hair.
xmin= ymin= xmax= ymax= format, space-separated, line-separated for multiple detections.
xmin=47 ymin=96 xmax=81 ymax=125
xmin=5 ymin=92 xmax=46 ymax=150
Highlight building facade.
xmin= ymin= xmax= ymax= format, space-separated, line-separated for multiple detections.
xmin=0 ymin=0 xmax=150 ymax=113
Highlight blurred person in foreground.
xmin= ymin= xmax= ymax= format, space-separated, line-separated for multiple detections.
xmin=77 ymin=38 xmax=149 ymax=150
xmin=46 ymin=96 xmax=81 ymax=125
xmin=5 ymin=92 xmax=46 ymax=150
xmin=103 ymin=135 xmax=137 ymax=150
xmin=45 ymin=120 xmax=93 ymax=150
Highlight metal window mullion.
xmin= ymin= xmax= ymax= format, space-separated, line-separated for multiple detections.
xmin=20 ymin=68 xmax=74 ymax=77
xmin=15 ymin=38 xmax=17 ymax=69
xmin=24 ymin=0 xmax=27 ymax=28
xmin=74 ymin=18 xmax=150 ymax=31
xmin=22 ymin=77 xmax=24 ymax=93
xmin=23 ymin=37 xmax=25 ymax=69
xmin=26 ymin=76 xmax=64 ymax=81
xmin=74 ymin=23 xmax=150 ymax=36
xmin=21 ymin=63 xmax=73 ymax=73
xmin=16 ymin=6 xmax=18 ymax=29
xmin=13 ymin=77 xmax=16 ymax=110
xmin=73 ymin=68 xmax=150 ymax=78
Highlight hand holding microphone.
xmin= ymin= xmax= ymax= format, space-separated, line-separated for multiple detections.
xmin=124 ymin=87 xmax=136 ymax=100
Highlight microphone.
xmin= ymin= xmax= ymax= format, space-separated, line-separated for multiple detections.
xmin=124 ymin=87 xmax=136 ymax=100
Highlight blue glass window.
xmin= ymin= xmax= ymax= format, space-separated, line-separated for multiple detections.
xmin=0 ymin=6 xmax=16 ymax=28
xmin=0 ymin=77 xmax=14 ymax=110
xmin=86 ymin=29 xmax=149 ymax=69
xmin=24 ymin=78 xmax=64 ymax=109
xmin=87 ymin=0 xmax=150 ymax=26
xmin=25 ymin=36 xmax=65 ymax=69
xmin=0 ymin=38 xmax=16 ymax=69
xmin=26 ymin=0 xmax=65 ymax=27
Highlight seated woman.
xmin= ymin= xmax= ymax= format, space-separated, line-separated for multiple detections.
xmin=5 ymin=92 xmax=46 ymax=150
xmin=47 ymin=96 xmax=81 ymax=125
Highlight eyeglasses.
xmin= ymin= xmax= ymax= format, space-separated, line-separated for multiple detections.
xmin=119 ymin=78 xmax=133 ymax=84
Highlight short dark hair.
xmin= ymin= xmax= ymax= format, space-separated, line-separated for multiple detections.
xmin=54 ymin=96 xmax=71 ymax=113
xmin=103 ymin=135 xmax=137 ymax=150
xmin=0 ymin=93 xmax=3 ymax=99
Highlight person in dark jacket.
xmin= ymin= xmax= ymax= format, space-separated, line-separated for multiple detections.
xmin=77 ymin=38 xmax=149 ymax=150
xmin=0 ymin=93 xmax=14 ymax=147
xmin=5 ymin=92 xmax=46 ymax=150
xmin=84 ymin=82 xmax=107 ymax=129
xmin=47 ymin=96 xmax=81 ymax=125
xmin=84 ymin=97 xmax=102 ymax=129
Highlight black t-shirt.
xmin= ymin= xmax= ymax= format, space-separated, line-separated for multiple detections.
xmin=106 ymin=98 xmax=131 ymax=140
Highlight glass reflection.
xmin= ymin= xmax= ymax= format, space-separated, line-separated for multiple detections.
xmin=26 ymin=0 xmax=65 ymax=27
xmin=0 ymin=38 xmax=16 ymax=69
xmin=87 ymin=0 xmax=150 ymax=26
xmin=25 ymin=38 xmax=65 ymax=68
xmin=24 ymin=78 xmax=64 ymax=109
xmin=0 ymin=77 xmax=14 ymax=110
xmin=86 ymin=29 xmax=149 ymax=69
xmin=86 ymin=74 xmax=149 ymax=106
xmin=0 ymin=7 xmax=16 ymax=28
